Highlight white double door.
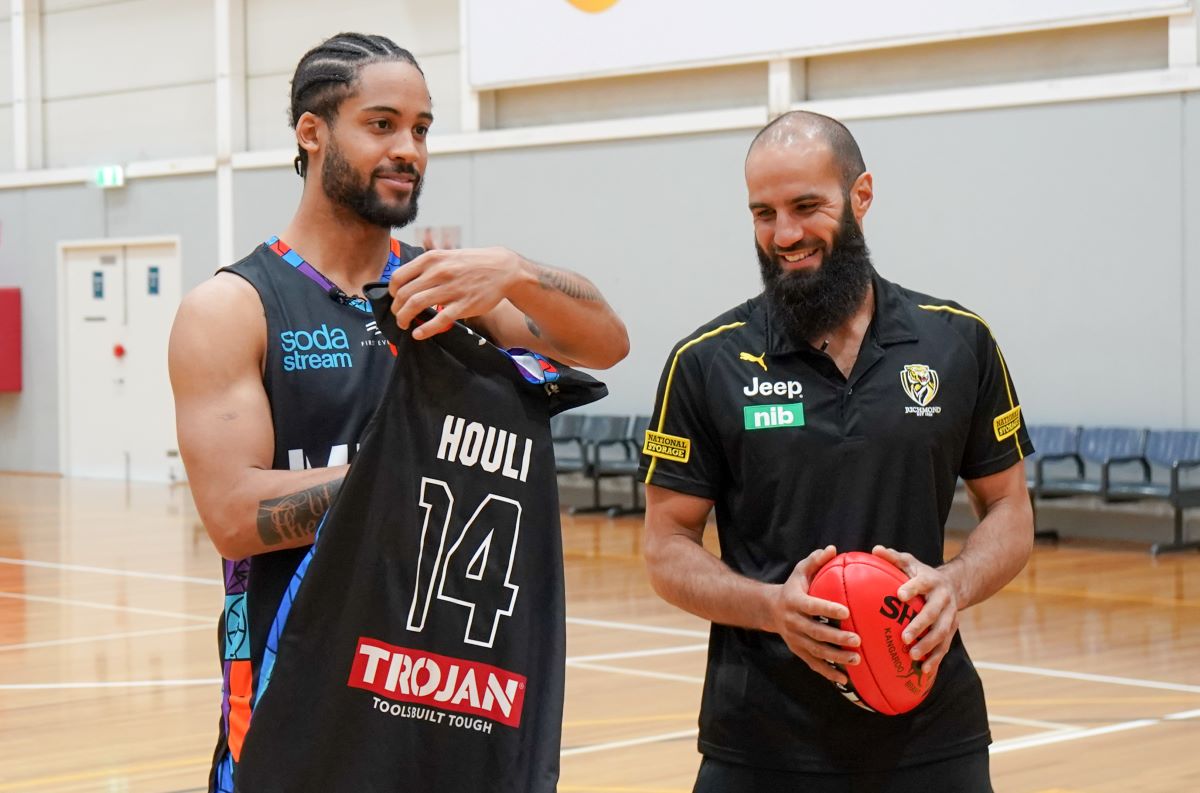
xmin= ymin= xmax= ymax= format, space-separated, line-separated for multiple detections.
xmin=62 ymin=241 xmax=181 ymax=482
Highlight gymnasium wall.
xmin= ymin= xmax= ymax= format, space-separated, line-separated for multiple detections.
xmin=0 ymin=10 xmax=11 ymax=173
xmin=0 ymin=177 xmax=216 ymax=472
xmin=0 ymin=4 xmax=1197 ymax=473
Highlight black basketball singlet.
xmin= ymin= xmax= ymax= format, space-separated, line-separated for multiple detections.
xmin=210 ymin=237 xmax=421 ymax=792
xmin=230 ymin=285 xmax=606 ymax=792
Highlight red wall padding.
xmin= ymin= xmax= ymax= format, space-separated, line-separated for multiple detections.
xmin=0 ymin=288 xmax=21 ymax=392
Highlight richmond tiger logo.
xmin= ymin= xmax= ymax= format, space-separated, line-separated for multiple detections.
xmin=900 ymin=364 xmax=939 ymax=407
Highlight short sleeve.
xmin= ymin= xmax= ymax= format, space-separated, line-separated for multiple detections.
xmin=638 ymin=344 xmax=725 ymax=500
xmin=960 ymin=323 xmax=1035 ymax=480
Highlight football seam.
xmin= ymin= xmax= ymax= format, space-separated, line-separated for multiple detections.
xmin=849 ymin=560 xmax=899 ymax=716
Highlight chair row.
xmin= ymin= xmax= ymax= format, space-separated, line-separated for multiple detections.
xmin=1026 ymin=425 xmax=1200 ymax=554
xmin=551 ymin=413 xmax=651 ymax=517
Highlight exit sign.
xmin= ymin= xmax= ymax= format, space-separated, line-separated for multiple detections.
xmin=93 ymin=165 xmax=125 ymax=188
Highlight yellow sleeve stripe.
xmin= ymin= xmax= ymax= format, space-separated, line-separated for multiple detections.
xmin=646 ymin=321 xmax=746 ymax=483
xmin=917 ymin=304 xmax=1023 ymax=461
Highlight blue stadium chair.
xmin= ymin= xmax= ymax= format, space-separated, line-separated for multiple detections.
xmin=551 ymin=413 xmax=587 ymax=475
xmin=1104 ymin=430 xmax=1200 ymax=555
xmin=569 ymin=414 xmax=639 ymax=515
xmin=1036 ymin=426 xmax=1146 ymax=499
xmin=1025 ymin=424 xmax=1081 ymax=543
xmin=605 ymin=415 xmax=652 ymax=517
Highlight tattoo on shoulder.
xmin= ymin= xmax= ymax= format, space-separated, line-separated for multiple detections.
xmin=524 ymin=314 xmax=543 ymax=338
xmin=534 ymin=263 xmax=602 ymax=302
xmin=256 ymin=480 xmax=342 ymax=546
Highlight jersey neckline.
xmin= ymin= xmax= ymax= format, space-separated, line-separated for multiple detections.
xmin=266 ymin=235 xmax=407 ymax=314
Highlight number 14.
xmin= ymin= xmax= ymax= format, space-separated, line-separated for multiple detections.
xmin=406 ymin=478 xmax=522 ymax=648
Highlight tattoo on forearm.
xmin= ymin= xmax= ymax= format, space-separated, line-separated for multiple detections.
xmin=256 ymin=480 xmax=342 ymax=546
xmin=525 ymin=314 xmax=543 ymax=338
xmin=534 ymin=264 xmax=603 ymax=302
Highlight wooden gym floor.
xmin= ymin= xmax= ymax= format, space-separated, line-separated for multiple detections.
xmin=1 ymin=473 xmax=1198 ymax=792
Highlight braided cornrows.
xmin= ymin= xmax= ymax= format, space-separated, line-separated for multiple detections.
xmin=289 ymin=33 xmax=423 ymax=177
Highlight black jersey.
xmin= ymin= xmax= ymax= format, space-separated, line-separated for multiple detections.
xmin=232 ymin=285 xmax=606 ymax=793
xmin=639 ymin=273 xmax=1033 ymax=773
xmin=210 ymin=237 xmax=421 ymax=792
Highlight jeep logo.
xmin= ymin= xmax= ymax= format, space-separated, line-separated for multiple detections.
xmin=743 ymin=376 xmax=802 ymax=400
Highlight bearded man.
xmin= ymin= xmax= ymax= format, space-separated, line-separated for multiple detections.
xmin=638 ymin=111 xmax=1034 ymax=793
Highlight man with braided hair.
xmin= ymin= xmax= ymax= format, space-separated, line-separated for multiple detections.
xmin=169 ymin=32 xmax=628 ymax=792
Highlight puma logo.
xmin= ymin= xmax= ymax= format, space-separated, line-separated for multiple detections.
xmin=739 ymin=351 xmax=767 ymax=371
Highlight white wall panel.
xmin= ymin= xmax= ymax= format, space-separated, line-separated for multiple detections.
xmin=246 ymin=73 xmax=293 ymax=152
xmin=467 ymin=0 xmax=1188 ymax=87
xmin=41 ymin=0 xmax=213 ymax=99
xmin=1184 ymin=92 xmax=1200 ymax=427
xmin=0 ymin=107 xmax=13 ymax=172
xmin=244 ymin=0 xmax=458 ymax=78
xmin=493 ymin=64 xmax=764 ymax=129
xmin=808 ymin=20 xmax=1168 ymax=100
xmin=43 ymin=83 xmax=215 ymax=167
xmin=0 ymin=19 xmax=11 ymax=106
xmin=421 ymin=51 xmax=461 ymax=135
xmin=245 ymin=49 xmax=462 ymax=151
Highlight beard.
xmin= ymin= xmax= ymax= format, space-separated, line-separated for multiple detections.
xmin=756 ymin=203 xmax=874 ymax=346
xmin=322 ymin=137 xmax=423 ymax=229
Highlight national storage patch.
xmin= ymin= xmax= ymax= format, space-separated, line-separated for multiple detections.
xmin=643 ymin=430 xmax=691 ymax=463
xmin=993 ymin=405 xmax=1022 ymax=441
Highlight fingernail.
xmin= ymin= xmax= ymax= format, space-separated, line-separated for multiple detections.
xmin=849 ymin=636 xmax=860 ymax=647
xmin=849 ymin=655 xmax=860 ymax=665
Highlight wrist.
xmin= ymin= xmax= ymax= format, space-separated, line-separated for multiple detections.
xmin=505 ymin=250 xmax=537 ymax=299
xmin=938 ymin=558 xmax=970 ymax=609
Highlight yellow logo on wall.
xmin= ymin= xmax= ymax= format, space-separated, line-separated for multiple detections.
xmin=566 ymin=0 xmax=620 ymax=12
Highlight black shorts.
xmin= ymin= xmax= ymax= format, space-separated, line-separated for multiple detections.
xmin=693 ymin=750 xmax=993 ymax=793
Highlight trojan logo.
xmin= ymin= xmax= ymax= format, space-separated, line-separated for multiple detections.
xmin=739 ymin=351 xmax=768 ymax=372
xmin=900 ymin=364 xmax=939 ymax=407
xmin=349 ymin=638 xmax=527 ymax=728
xmin=566 ymin=0 xmax=619 ymax=12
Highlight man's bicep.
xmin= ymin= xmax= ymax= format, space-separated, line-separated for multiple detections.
xmin=168 ymin=278 xmax=272 ymax=516
xmin=645 ymin=484 xmax=713 ymax=544
xmin=963 ymin=460 xmax=1029 ymax=515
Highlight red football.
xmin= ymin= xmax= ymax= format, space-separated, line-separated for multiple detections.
xmin=807 ymin=552 xmax=931 ymax=716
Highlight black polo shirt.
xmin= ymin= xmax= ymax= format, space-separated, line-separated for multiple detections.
xmin=638 ymin=272 xmax=1033 ymax=773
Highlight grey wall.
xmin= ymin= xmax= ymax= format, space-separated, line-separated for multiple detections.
xmin=0 ymin=177 xmax=216 ymax=472
xmin=2 ymin=92 xmax=1198 ymax=471
xmin=1185 ymin=92 xmax=1200 ymax=428
xmin=41 ymin=0 xmax=216 ymax=166
xmin=852 ymin=94 xmax=1188 ymax=428
xmin=465 ymin=96 xmax=1199 ymax=426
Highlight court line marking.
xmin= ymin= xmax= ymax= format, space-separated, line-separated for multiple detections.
xmin=990 ymin=718 xmax=1159 ymax=754
xmin=0 ymin=556 xmax=221 ymax=586
xmin=976 ymin=660 xmax=1200 ymax=694
xmin=989 ymin=706 xmax=1200 ymax=754
xmin=561 ymin=728 xmax=699 ymax=757
xmin=567 ymin=661 xmax=705 ymax=685
xmin=0 ymin=755 xmax=211 ymax=792
xmin=566 ymin=616 xmax=708 ymax=638
xmin=0 ymin=678 xmax=221 ymax=691
xmin=568 ymin=644 xmax=708 ymax=663
xmin=0 ymin=624 xmax=212 ymax=653
xmin=0 ymin=591 xmax=212 ymax=623
xmin=988 ymin=714 xmax=1079 ymax=731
